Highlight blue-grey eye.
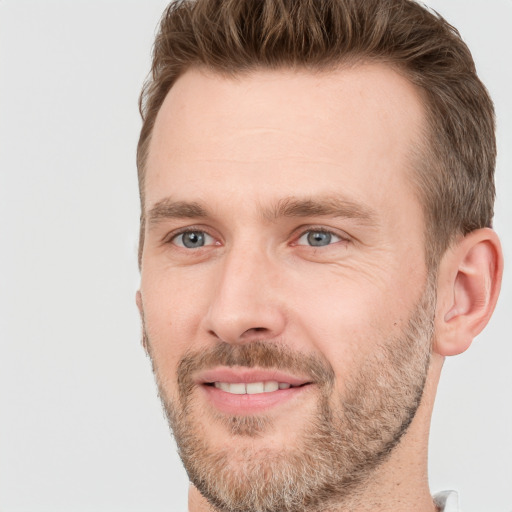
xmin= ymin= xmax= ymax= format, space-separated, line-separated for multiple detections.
xmin=297 ymin=230 xmax=341 ymax=247
xmin=173 ymin=231 xmax=214 ymax=248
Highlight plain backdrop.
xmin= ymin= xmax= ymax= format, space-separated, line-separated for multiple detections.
xmin=0 ymin=1 xmax=510 ymax=511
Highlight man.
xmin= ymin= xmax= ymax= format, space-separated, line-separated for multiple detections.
xmin=135 ymin=0 xmax=503 ymax=511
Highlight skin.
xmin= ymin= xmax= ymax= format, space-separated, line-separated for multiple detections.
xmin=137 ymin=64 xmax=503 ymax=511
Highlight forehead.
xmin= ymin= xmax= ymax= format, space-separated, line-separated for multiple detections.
xmin=145 ymin=64 xmax=426 ymax=219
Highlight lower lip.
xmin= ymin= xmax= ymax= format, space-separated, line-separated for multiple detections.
xmin=201 ymin=384 xmax=312 ymax=415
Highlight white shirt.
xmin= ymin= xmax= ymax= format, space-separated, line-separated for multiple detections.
xmin=434 ymin=490 xmax=459 ymax=512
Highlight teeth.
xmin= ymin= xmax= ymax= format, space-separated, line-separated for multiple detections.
xmin=246 ymin=382 xmax=264 ymax=394
xmin=213 ymin=381 xmax=293 ymax=395
xmin=228 ymin=383 xmax=246 ymax=395
xmin=264 ymin=381 xmax=279 ymax=392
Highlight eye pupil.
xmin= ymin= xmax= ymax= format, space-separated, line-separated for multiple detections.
xmin=182 ymin=231 xmax=205 ymax=248
xmin=307 ymin=231 xmax=332 ymax=246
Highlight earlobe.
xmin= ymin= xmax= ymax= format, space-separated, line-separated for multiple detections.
xmin=434 ymin=228 xmax=503 ymax=356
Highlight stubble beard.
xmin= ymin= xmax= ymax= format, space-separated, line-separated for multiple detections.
xmin=145 ymin=279 xmax=436 ymax=512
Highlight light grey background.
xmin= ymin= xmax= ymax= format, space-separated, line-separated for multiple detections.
xmin=0 ymin=1 xmax=510 ymax=511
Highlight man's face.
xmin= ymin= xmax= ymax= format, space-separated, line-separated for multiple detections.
xmin=138 ymin=64 xmax=434 ymax=511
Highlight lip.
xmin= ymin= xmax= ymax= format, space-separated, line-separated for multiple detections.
xmin=196 ymin=367 xmax=313 ymax=415
xmin=196 ymin=367 xmax=311 ymax=387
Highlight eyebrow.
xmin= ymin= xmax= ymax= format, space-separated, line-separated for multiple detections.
xmin=263 ymin=196 xmax=377 ymax=225
xmin=147 ymin=199 xmax=208 ymax=224
xmin=146 ymin=195 xmax=377 ymax=226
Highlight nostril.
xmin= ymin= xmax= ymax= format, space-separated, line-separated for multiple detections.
xmin=242 ymin=327 xmax=269 ymax=337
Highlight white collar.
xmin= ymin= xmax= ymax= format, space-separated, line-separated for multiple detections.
xmin=434 ymin=490 xmax=460 ymax=512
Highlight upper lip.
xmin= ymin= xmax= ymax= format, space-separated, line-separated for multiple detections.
xmin=196 ymin=367 xmax=312 ymax=387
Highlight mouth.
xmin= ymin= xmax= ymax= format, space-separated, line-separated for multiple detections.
xmin=197 ymin=368 xmax=314 ymax=414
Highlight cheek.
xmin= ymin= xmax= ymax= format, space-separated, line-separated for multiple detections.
xmin=140 ymin=267 xmax=212 ymax=371
xmin=286 ymin=268 xmax=422 ymax=385
xmin=289 ymin=287 xmax=376 ymax=382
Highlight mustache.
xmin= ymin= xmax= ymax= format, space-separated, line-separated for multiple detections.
xmin=176 ymin=341 xmax=335 ymax=398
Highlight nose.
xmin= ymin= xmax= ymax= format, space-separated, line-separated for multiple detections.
xmin=202 ymin=245 xmax=287 ymax=344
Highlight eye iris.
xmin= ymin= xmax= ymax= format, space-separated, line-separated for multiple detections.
xmin=307 ymin=231 xmax=331 ymax=246
xmin=182 ymin=231 xmax=205 ymax=248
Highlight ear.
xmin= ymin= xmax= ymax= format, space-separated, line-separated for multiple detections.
xmin=434 ymin=228 xmax=503 ymax=356
xmin=136 ymin=290 xmax=149 ymax=353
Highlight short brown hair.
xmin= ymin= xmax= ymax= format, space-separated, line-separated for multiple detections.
xmin=137 ymin=0 xmax=496 ymax=269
